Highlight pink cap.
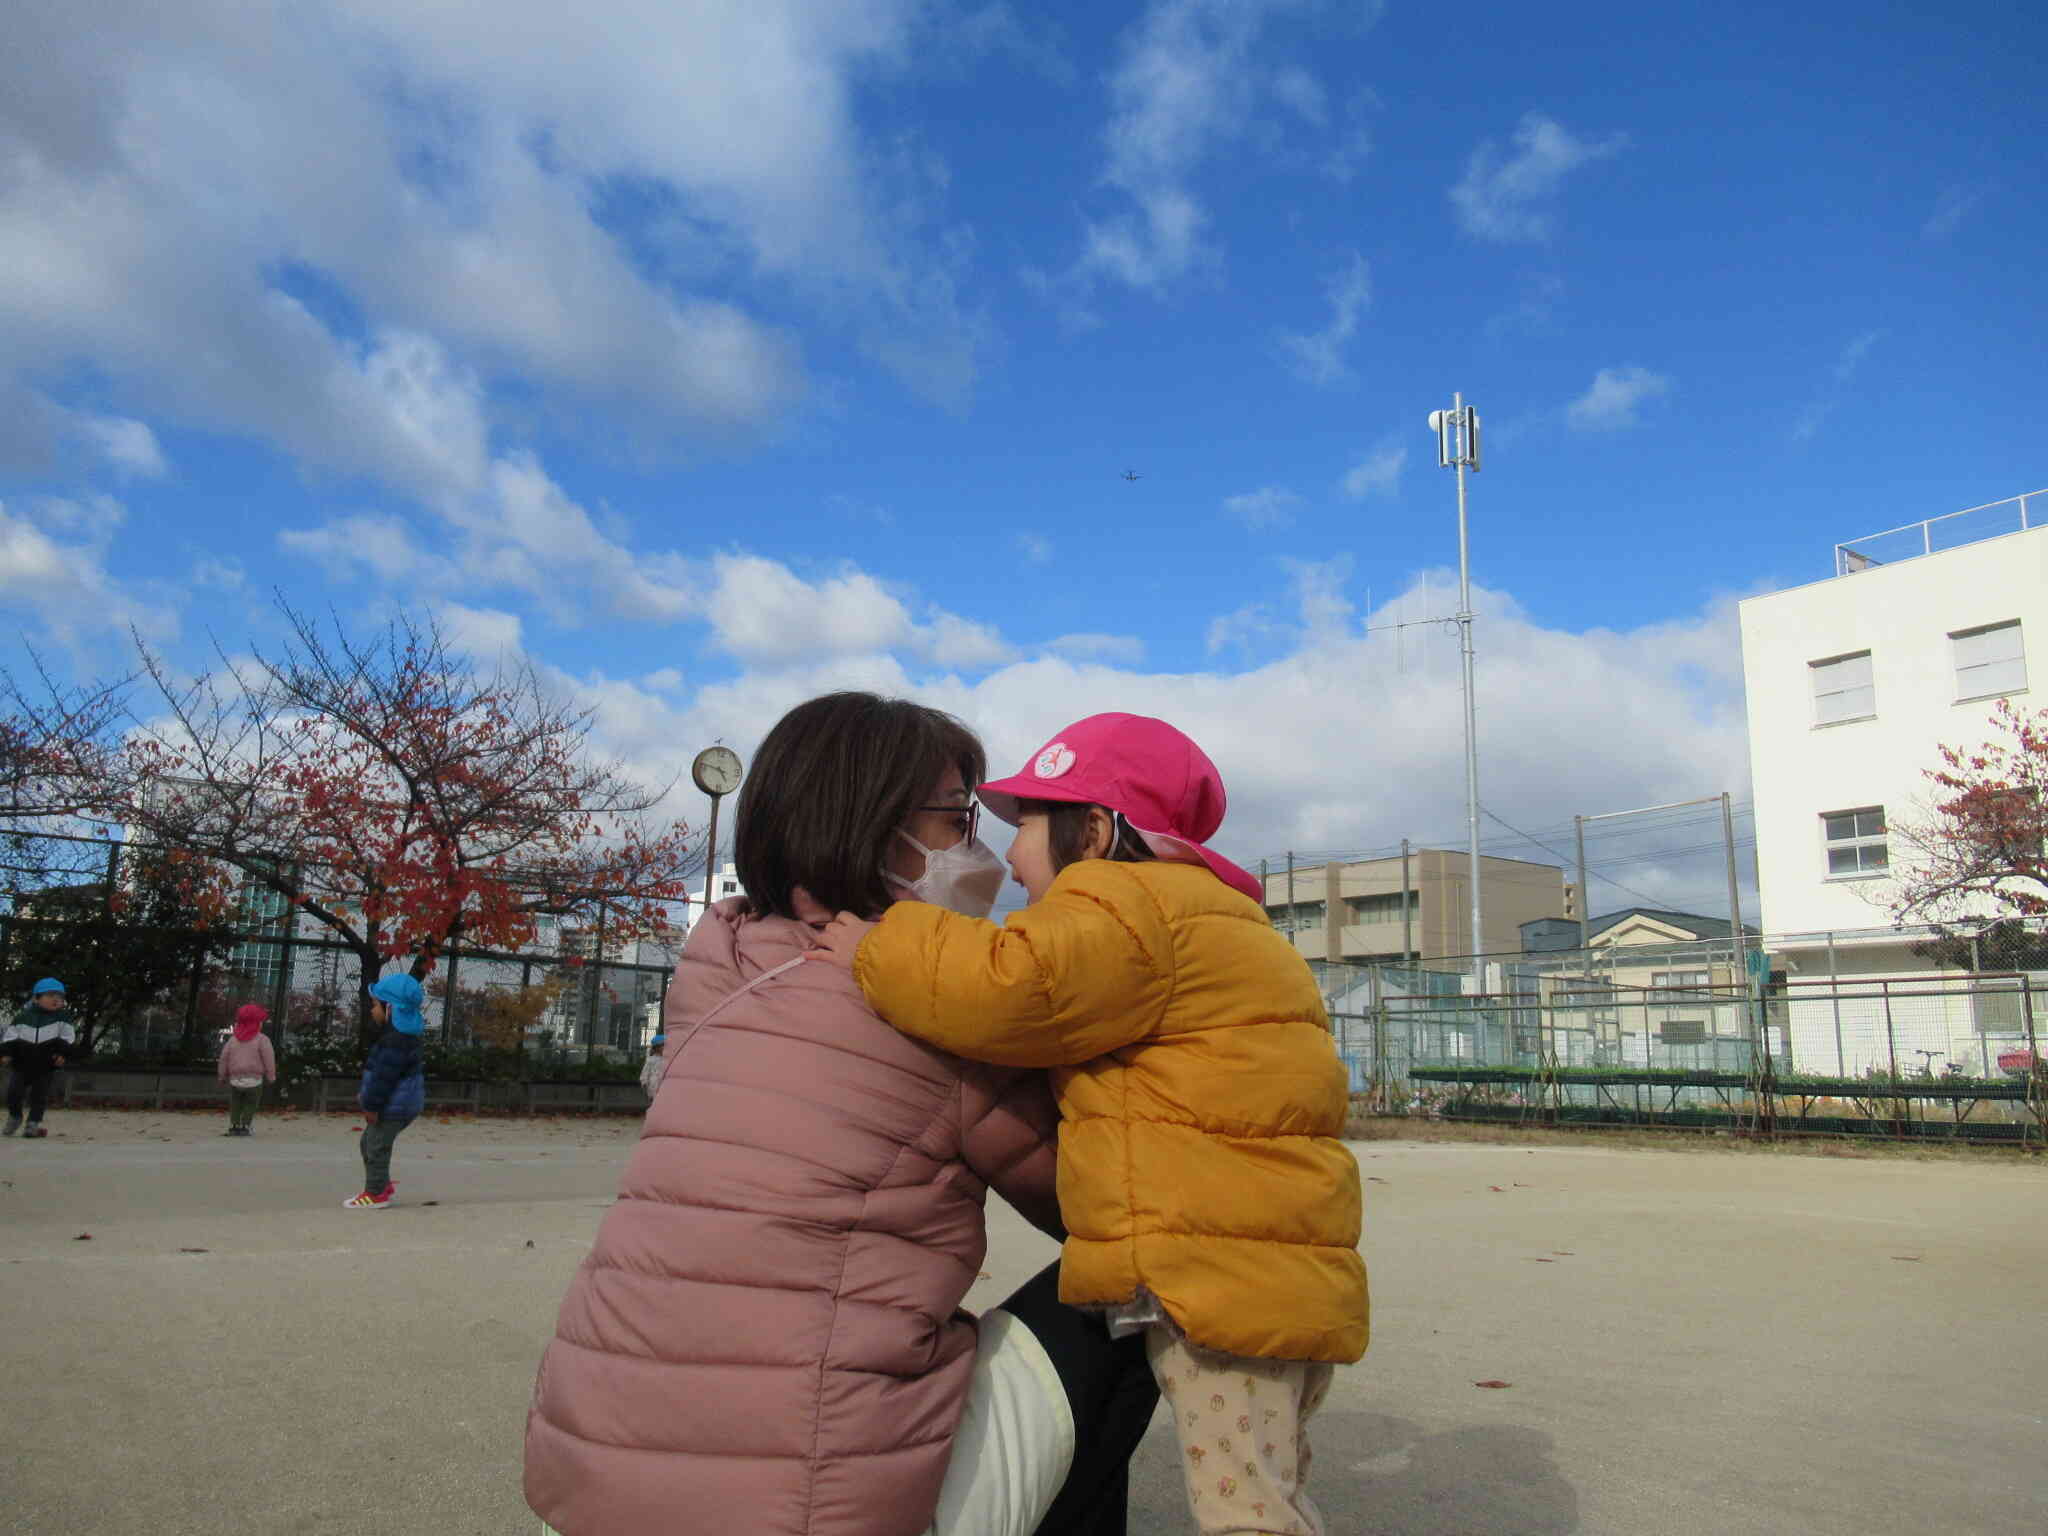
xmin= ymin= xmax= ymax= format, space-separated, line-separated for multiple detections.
xmin=977 ymin=713 xmax=1263 ymax=903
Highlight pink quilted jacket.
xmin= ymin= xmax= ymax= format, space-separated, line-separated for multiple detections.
xmin=524 ymin=899 xmax=1063 ymax=1535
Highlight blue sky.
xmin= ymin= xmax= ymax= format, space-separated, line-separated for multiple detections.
xmin=2 ymin=0 xmax=2042 ymax=920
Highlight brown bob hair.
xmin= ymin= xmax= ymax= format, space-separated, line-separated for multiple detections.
xmin=735 ymin=692 xmax=986 ymax=920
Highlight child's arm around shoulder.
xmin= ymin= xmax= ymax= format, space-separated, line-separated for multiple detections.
xmin=845 ymin=860 xmax=1176 ymax=1068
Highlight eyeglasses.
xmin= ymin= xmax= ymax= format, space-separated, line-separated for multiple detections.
xmin=913 ymin=800 xmax=980 ymax=847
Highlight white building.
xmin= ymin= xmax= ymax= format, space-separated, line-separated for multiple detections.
xmin=1738 ymin=488 xmax=2044 ymax=1072
xmin=684 ymin=862 xmax=746 ymax=933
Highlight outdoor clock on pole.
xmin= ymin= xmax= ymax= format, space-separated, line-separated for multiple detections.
xmin=690 ymin=746 xmax=744 ymax=913
xmin=691 ymin=746 xmax=743 ymax=797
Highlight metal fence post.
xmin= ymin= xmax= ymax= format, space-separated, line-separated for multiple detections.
xmin=442 ymin=944 xmax=461 ymax=1047
xmin=2023 ymin=980 xmax=2042 ymax=1151
xmin=1828 ymin=931 xmax=1845 ymax=1074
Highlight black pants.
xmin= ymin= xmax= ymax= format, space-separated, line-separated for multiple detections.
xmin=6 ymin=1067 xmax=53 ymax=1124
xmin=997 ymin=1262 xmax=1161 ymax=1536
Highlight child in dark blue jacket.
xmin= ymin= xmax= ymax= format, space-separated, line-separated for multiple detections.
xmin=346 ymin=973 xmax=426 ymax=1209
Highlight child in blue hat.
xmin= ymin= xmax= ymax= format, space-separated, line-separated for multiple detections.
xmin=639 ymin=1031 xmax=667 ymax=1106
xmin=346 ymin=972 xmax=426 ymax=1209
xmin=3 ymin=979 xmax=76 ymax=1138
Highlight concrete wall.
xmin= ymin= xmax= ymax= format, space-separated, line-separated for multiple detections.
xmin=1739 ymin=524 xmax=2044 ymax=937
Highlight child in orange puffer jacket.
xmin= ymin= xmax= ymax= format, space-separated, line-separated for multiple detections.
xmin=817 ymin=713 xmax=1367 ymax=1536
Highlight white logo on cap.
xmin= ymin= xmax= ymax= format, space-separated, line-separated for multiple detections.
xmin=1033 ymin=743 xmax=1076 ymax=779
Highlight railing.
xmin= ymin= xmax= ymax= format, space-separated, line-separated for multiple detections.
xmin=1834 ymin=488 xmax=2044 ymax=577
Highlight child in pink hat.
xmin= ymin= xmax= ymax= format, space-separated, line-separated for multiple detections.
xmin=217 ymin=1004 xmax=277 ymax=1137
xmin=817 ymin=712 xmax=1367 ymax=1536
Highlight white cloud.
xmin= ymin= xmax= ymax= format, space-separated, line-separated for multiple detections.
xmin=1223 ymin=486 xmax=1303 ymax=529
xmin=1270 ymin=66 xmax=1327 ymax=126
xmin=78 ymin=415 xmax=167 ymax=479
xmin=1790 ymin=330 xmax=1883 ymax=444
xmin=704 ymin=554 xmax=915 ymax=666
xmin=0 ymin=496 xmax=175 ymax=643
xmin=1065 ymin=0 xmax=1305 ymax=295
xmin=1340 ymin=440 xmax=1405 ymax=499
xmin=1922 ymin=184 xmax=1983 ymax=242
xmin=191 ymin=556 xmax=245 ymax=592
xmin=1450 ymin=112 xmax=1627 ymax=243
xmin=481 ymin=455 xmax=695 ymax=623
xmin=278 ymin=513 xmax=460 ymax=588
xmin=1044 ymin=632 xmax=1146 ymax=664
xmin=528 ymin=559 xmax=1752 ymax=917
xmin=921 ymin=611 xmax=1018 ymax=672
xmin=1206 ymin=603 xmax=1281 ymax=657
xmin=1566 ymin=366 xmax=1671 ymax=432
xmin=439 ymin=602 xmax=524 ymax=661
xmin=1276 ymin=250 xmax=1370 ymax=384
xmin=1833 ymin=329 xmax=1882 ymax=383
xmin=0 ymin=0 xmax=989 ymax=504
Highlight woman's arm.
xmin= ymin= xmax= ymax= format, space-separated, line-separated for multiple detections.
xmin=959 ymin=1065 xmax=1064 ymax=1241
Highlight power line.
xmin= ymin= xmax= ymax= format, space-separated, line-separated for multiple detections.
xmin=1477 ymin=805 xmax=1715 ymax=911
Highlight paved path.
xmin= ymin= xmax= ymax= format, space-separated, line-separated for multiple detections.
xmin=4 ymin=1110 xmax=2044 ymax=1534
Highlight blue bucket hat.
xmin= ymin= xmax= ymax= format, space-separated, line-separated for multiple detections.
xmin=31 ymin=977 xmax=65 ymax=997
xmin=368 ymin=972 xmax=425 ymax=1035
xmin=650 ymin=1032 xmax=666 ymax=1048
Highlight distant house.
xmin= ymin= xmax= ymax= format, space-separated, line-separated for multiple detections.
xmin=1518 ymin=907 xmax=1759 ymax=1068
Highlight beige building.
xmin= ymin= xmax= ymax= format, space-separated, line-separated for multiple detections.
xmin=1260 ymin=848 xmax=1575 ymax=962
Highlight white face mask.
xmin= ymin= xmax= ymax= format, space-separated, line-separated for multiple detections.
xmin=885 ymin=830 xmax=1007 ymax=919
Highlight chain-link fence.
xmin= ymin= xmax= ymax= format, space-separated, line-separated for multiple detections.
xmin=0 ymin=832 xmax=679 ymax=1070
xmin=1320 ymin=924 xmax=2046 ymax=1145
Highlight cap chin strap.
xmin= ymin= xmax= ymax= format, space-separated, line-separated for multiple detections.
xmin=1115 ymin=810 xmax=1207 ymax=869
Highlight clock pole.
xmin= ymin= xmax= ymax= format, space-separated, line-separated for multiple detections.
xmin=689 ymin=747 xmax=744 ymax=920
xmin=702 ymin=795 xmax=721 ymax=914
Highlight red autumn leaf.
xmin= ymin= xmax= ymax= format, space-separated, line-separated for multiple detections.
xmin=1474 ymin=1380 xmax=1512 ymax=1389
xmin=74 ymin=1233 xmax=92 ymax=1241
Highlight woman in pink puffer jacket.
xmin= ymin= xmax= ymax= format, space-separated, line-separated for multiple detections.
xmin=525 ymin=693 xmax=1158 ymax=1536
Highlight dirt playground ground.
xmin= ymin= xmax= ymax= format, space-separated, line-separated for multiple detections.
xmin=3 ymin=1109 xmax=2043 ymax=1535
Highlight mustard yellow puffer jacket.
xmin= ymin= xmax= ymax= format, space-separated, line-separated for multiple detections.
xmin=855 ymin=859 xmax=1368 ymax=1364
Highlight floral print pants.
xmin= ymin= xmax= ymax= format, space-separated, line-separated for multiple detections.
xmin=1146 ymin=1328 xmax=1334 ymax=1536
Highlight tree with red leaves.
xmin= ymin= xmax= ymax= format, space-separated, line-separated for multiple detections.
xmin=1890 ymin=699 xmax=2048 ymax=932
xmin=119 ymin=604 xmax=693 ymax=1038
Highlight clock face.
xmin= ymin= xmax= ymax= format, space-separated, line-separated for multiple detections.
xmin=692 ymin=745 xmax=743 ymax=796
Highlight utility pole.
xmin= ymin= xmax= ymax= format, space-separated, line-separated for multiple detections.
xmin=1430 ymin=394 xmax=1483 ymax=962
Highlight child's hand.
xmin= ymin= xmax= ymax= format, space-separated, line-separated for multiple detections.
xmin=808 ymin=912 xmax=878 ymax=970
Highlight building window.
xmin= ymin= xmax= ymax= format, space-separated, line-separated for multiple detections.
xmin=1809 ymin=651 xmax=1874 ymax=725
xmin=1951 ymin=621 xmax=2026 ymax=701
xmin=1346 ymin=891 xmax=1419 ymax=924
xmin=1822 ymin=807 xmax=1888 ymax=877
xmin=1265 ymin=900 xmax=1326 ymax=934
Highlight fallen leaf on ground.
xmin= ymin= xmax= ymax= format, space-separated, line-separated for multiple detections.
xmin=422 ymin=1200 xmax=439 ymax=1207
xmin=524 ymin=1240 xmax=536 ymax=1248
xmin=74 ymin=1233 xmax=92 ymax=1241
xmin=1474 ymin=1380 xmax=1512 ymax=1389
xmin=1890 ymin=1255 xmax=1922 ymax=1262
xmin=1551 ymin=1251 xmax=1575 ymax=1257
xmin=1513 ymin=1182 xmax=1532 ymax=1187
xmin=1526 ymin=1258 xmax=1555 ymax=1263
xmin=1366 ymin=1176 xmax=1389 ymax=1183
xmin=1488 ymin=1186 xmax=1506 ymax=1192
xmin=180 ymin=1247 xmax=209 ymax=1254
